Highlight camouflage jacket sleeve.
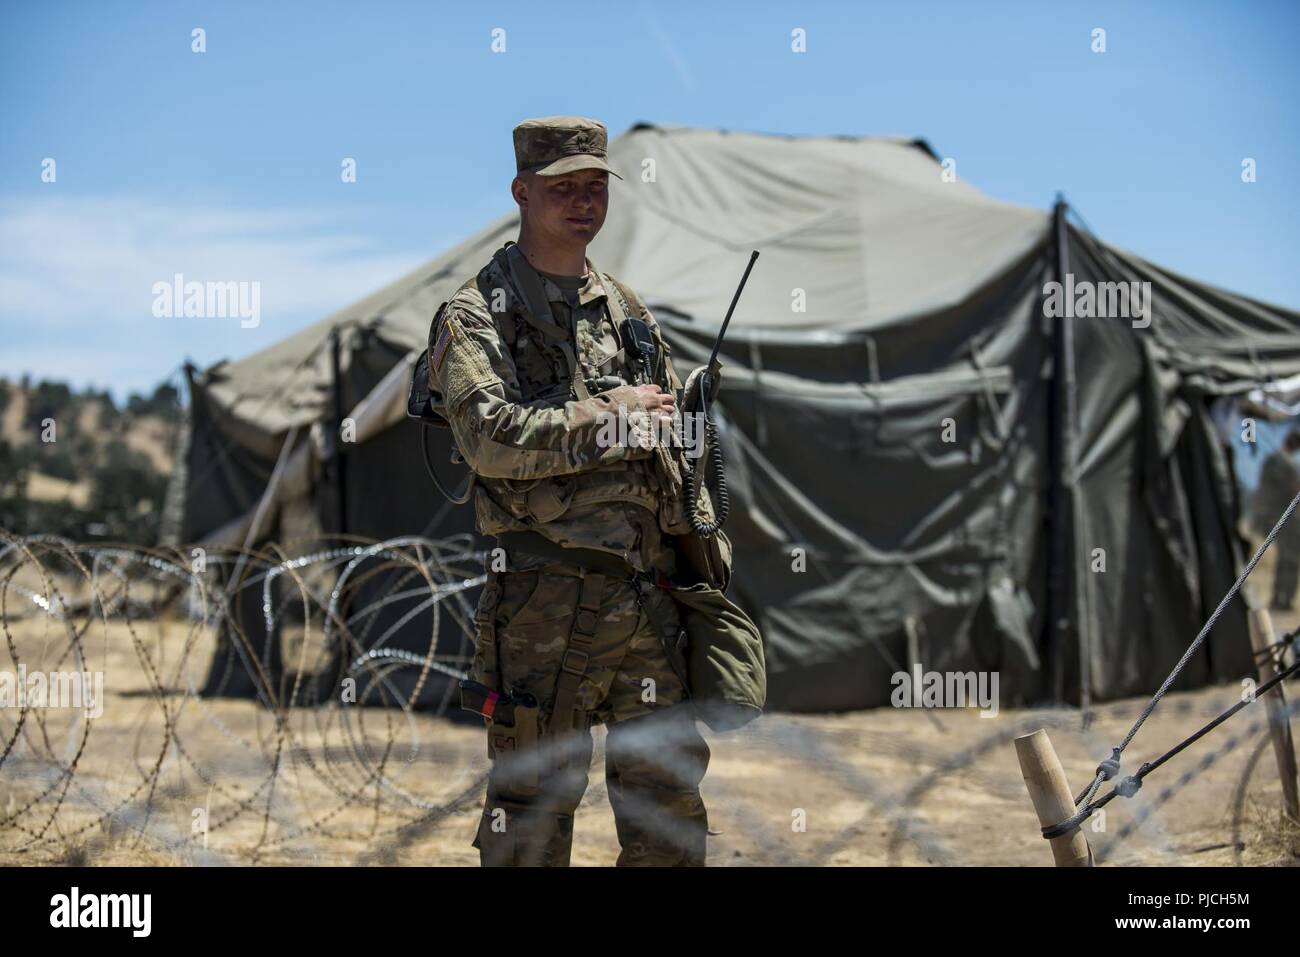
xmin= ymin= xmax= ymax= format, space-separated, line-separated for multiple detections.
xmin=428 ymin=292 xmax=655 ymax=481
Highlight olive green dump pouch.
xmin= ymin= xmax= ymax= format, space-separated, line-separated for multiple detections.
xmin=669 ymin=580 xmax=766 ymax=732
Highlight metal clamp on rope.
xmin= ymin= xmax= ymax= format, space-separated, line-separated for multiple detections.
xmin=1116 ymin=775 xmax=1143 ymax=798
xmin=1096 ymin=747 xmax=1122 ymax=781
xmin=1116 ymin=762 xmax=1150 ymax=798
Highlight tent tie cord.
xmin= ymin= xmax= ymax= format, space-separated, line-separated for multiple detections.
xmin=1039 ymin=488 xmax=1300 ymax=841
xmin=1253 ymin=630 xmax=1300 ymax=664
xmin=1041 ymin=652 xmax=1300 ymax=839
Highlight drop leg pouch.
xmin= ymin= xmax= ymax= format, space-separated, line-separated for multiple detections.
xmin=487 ymin=701 xmax=542 ymax=795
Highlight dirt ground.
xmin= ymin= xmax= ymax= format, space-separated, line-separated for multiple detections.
xmin=3 ymin=600 xmax=1297 ymax=867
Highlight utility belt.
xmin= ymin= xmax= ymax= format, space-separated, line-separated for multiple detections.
xmin=460 ymin=530 xmax=691 ymax=772
xmin=494 ymin=530 xmax=661 ymax=582
xmin=492 ymin=530 xmax=764 ymax=734
xmin=496 ymin=530 xmax=691 ymax=697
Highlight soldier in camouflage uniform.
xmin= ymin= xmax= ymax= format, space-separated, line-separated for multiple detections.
xmin=427 ymin=116 xmax=711 ymax=866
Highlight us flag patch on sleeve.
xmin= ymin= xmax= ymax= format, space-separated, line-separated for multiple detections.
xmin=432 ymin=319 xmax=456 ymax=373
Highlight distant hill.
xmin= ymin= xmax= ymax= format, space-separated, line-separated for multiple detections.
xmin=0 ymin=376 xmax=182 ymax=544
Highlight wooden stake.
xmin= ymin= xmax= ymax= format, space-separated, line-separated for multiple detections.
xmin=1247 ymin=608 xmax=1300 ymax=822
xmin=1015 ymin=728 xmax=1093 ymax=866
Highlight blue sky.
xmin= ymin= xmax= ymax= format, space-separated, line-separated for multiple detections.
xmin=1 ymin=0 xmax=1297 ymax=402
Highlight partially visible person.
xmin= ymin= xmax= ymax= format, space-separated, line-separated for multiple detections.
xmin=1252 ymin=427 xmax=1300 ymax=610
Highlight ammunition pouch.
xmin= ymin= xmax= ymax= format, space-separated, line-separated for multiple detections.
xmin=651 ymin=441 xmax=724 ymax=538
xmin=651 ymin=441 xmax=688 ymax=533
xmin=475 ymin=463 xmax=661 ymax=535
xmin=524 ymin=478 xmax=576 ymax=524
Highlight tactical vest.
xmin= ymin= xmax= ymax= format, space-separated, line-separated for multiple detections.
xmin=446 ymin=243 xmax=704 ymax=542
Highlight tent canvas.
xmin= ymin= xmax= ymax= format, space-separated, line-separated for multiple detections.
xmin=180 ymin=123 xmax=1300 ymax=712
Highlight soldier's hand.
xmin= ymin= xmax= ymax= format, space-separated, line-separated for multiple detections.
xmin=634 ymin=384 xmax=676 ymax=415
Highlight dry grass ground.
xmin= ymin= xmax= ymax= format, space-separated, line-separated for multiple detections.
xmin=2 ymin=527 xmax=1296 ymax=867
xmin=2 ymin=608 xmax=1296 ymax=867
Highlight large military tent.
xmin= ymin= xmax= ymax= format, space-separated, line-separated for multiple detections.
xmin=179 ymin=123 xmax=1300 ymax=713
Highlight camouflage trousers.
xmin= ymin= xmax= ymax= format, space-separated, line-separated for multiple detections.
xmin=469 ymin=554 xmax=710 ymax=866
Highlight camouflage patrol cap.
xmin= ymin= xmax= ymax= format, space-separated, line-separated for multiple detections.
xmin=513 ymin=115 xmax=623 ymax=179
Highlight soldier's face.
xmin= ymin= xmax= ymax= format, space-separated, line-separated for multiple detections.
xmin=516 ymin=169 xmax=609 ymax=247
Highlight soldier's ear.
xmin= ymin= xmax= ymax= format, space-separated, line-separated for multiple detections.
xmin=511 ymin=175 xmax=528 ymax=209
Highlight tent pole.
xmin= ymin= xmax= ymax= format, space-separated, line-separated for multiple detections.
xmin=1046 ymin=194 xmax=1078 ymax=705
xmin=331 ymin=325 xmax=348 ymax=537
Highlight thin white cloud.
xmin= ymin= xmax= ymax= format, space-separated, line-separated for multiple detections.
xmin=639 ymin=0 xmax=697 ymax=94
xmin=0 ymin=195 xmax=425 ymax=399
